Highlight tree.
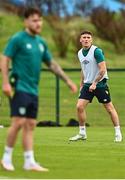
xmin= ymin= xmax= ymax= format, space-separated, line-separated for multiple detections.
xmin=25 ymin=0 xmax=68 ymax=17
xmin=114 ymin=0 xmax=125 ymax=4
xmin=45 ymin=16 xmax=71 ymax=58
xmin=73 ymin=0 xmax=94 ymax=16
xmin=0 ymin=0 xmax=68 ymax=17
xmin=91 ymin=7 xmax=125 ymax=53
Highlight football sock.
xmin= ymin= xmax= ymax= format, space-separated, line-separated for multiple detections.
xmin=114 ymin=126 xmax=121 ymax=135
xmin=2 ymin=146 xmax=13 ymax=163
xmin=79 ymin=126 xmax=86 ymax=135
xmin=24 ymin=150 xmax=36 ymax=165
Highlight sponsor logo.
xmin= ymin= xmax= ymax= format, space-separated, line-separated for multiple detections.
xmin=26 ymin=43 xmax=32 ymax=49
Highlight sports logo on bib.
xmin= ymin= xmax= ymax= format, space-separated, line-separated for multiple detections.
xmin=26 ymin=43 xmax=32 ymax=49
xmin=83 ymin=59 xmax=89 ymax=65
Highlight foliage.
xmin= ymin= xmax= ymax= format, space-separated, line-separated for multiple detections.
xmin=73 ymin=0 xmax=94 ymax=16
xmin=0 ymin=16 xmax=4 ymax=36
xmin=0 ymin=0 xmax=68 ymax=17
xmin=45 ymin=16 xmax=71 ymax=58
xmin=39 ymin=0 xmax=68 ymax=17
xmin=114 ymin=0 xmax=125 ymax=4
xmin=0 ymin=0 xmax=25 ymax=16
xmin=0 ymin=11 xmax=125 ymax=67
xmin=70 ymin=28 xmax=82 ymax=53
xmin=91 ymin=7 xmax=125 ymax=53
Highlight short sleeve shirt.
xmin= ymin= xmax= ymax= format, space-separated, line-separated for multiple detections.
xmin=4 ymin=31 xmax=52 ymax=95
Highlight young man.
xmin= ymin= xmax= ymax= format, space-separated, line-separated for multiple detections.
xmin=1 ymin=7 xmax=77 ymax=171
xmin=69 ymin=31 xmax=122 ymax=142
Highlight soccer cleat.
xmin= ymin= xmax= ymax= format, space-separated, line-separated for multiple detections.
xmin=114 ymin=134 xmax=122 ymax=142
xmin=1 ymin=160 xmax=15 ymax=171
xmin=69 ymin=134 xmax=87 ymax=141
xmin=23 ymin=162 xmax=49 ymax=172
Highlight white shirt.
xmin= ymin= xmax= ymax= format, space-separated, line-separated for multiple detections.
xmin=78 ymin=45 xmax=108 ymax=84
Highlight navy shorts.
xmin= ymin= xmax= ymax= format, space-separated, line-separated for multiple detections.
xmin=9 ymin=91 xmax=38 ymax=119
xmin=79 ymin=85 xmax=111 ymax=103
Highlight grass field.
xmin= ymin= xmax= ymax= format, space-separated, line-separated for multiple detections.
xmin=0 ymin=11 xmax=125 ymax=179
xmin=0 ymin=127 xmax=125 ymax=179
xmin=0 ymin=71 xmax=125 ymax=127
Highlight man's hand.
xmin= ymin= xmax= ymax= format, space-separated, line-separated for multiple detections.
xmin=67 ymin=80 xmax=78 ymax=93
xmin=89 ymin=82 xmax=96 ymax=92
xmin=2 ymin=83 xmax=13 ymax=97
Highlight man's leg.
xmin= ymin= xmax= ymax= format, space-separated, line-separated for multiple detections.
xmin=22 ymin=119 xmax=36 ymax=151
xmin=22 ymin=119 xmax=36 ymax=167
xmin=69 ymin=99 xmax=89 ymax=141
xmin=1 ymin=117 xmax=26 ymax=171
xmin=22 ymin=119 xmax=48 ymax=171
xmin=103 ymin=102 xmax=122 ymax=142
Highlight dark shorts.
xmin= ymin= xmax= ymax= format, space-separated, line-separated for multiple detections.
xmin=79 ymin=85 xmax=111 ymax=103
xmin=9 ymin=91 xmax=38 ymax=119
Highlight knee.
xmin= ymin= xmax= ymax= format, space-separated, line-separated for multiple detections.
xmin=26 ymin=121 xmax=36 ymax=130
xmin=106 ymin=108 xmax=112 ymax=115
xmin=105 ymin=104 xmax=115 ymax=114
xmin=76 ymin=103 xmax=84 ymax=113
xmin=12 ymin=118 xmax=25 ymax=130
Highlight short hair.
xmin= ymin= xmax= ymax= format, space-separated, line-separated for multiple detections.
xmin=80 ymin=31 xmax=93 ymax=36
xmin=23 ymin=7 xmax=42 ymax=18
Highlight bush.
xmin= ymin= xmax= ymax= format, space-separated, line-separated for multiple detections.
xmin=45 ymin=16 xmax=71 ymax=58
xmin=91 ymin=7 xmax=125 ymax=54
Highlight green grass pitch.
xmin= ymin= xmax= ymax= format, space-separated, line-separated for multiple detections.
xmin=0 ymin=127 xmax=125 ymax=179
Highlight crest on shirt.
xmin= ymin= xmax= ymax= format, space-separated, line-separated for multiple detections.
xmin=82 ymin=59 xmax=89 ymax=65
xmin=39 ymin=44 xmax=44 ymax=52
xmin=26 ymin=43 xmax=32 ymax=49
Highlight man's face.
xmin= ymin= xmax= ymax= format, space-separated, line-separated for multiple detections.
xmin=25 ymin=14 xmax=42 ymax=35
xmin=80 ymin=34 xmax=92 ymax=48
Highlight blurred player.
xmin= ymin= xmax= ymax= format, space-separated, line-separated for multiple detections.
xmin=69 ymin=30 xmax=122 ymax=142
xmin=1 ymin=7 xmax=77 ymax=171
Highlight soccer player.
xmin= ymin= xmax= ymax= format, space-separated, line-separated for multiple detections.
xmin=69 ymin=30 xmax=122 ymax=142
xmin=0 ymin=7 xmax=77 ymax=171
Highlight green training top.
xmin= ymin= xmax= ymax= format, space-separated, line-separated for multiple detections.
xmin=82 ymin=47 xmax=107 ymax=87
xmin=4 ymin=31 xmax=52 ymax=95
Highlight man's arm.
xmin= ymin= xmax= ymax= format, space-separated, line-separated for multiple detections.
xmin=1 ymin=55 xmax=13 ymax=97
xmin=94 ymin=61 xmax=106 ymax=84
xmin=89 ymin=61 xmax=106 ymax=92
xmin=44 ymin=60 xmax=77 ymax=93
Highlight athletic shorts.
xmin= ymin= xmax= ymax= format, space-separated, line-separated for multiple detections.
xmin=79 ymin=85 xmax=111 ymax=103
xmin=9 ymin=91 xmax=38 ymax=119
